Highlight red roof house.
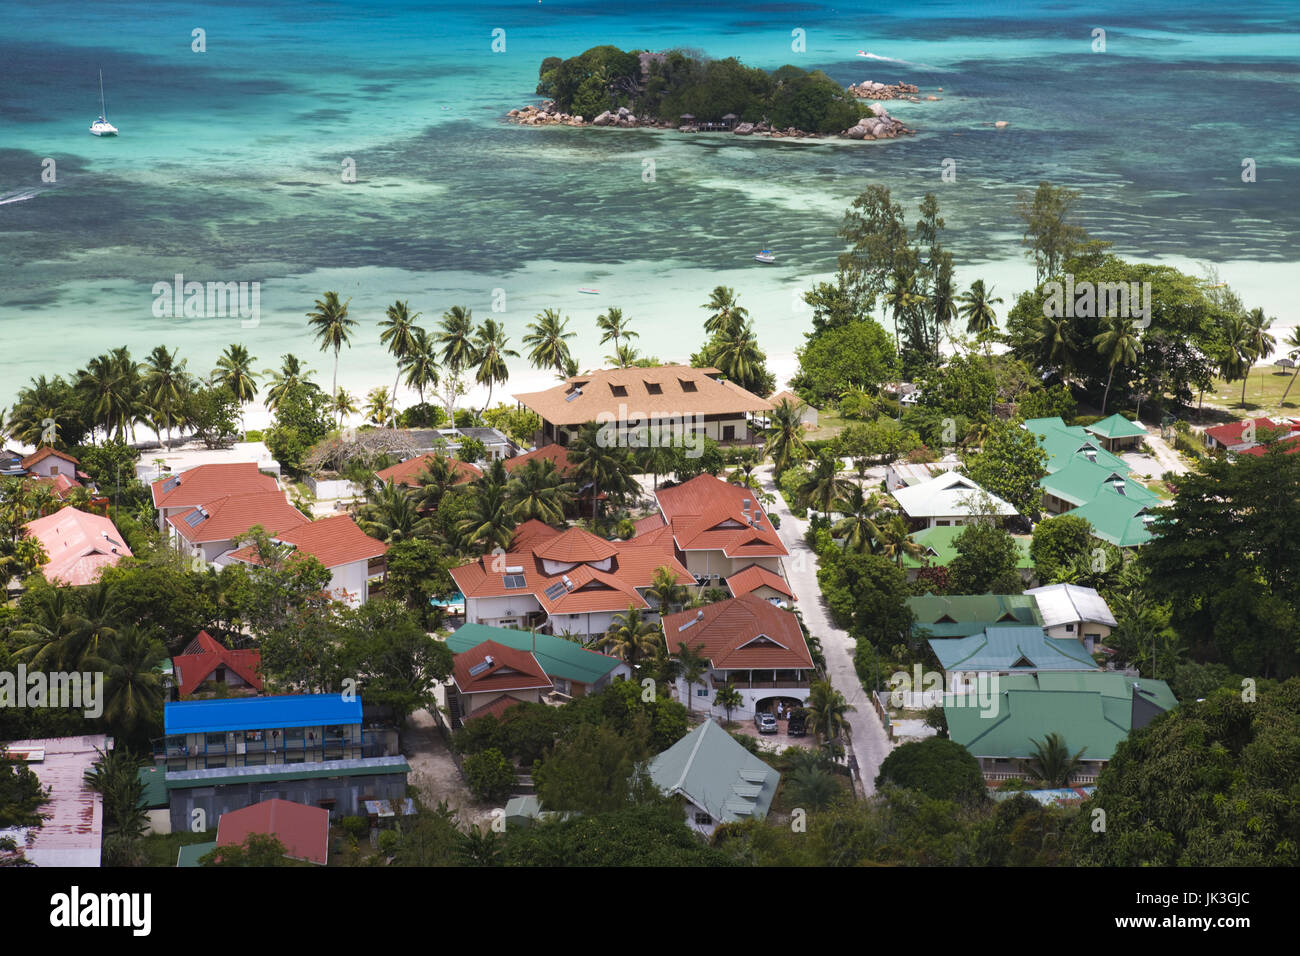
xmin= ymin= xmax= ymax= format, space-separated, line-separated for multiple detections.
xmin=216 ymin=799 xmax=330 ymax=865
xmin=448 ymin=639 xmax=553 ymax=727
xmin=503 ymin=443 xmax=576 ymax=478
xmin=23 ymin=507 xmax=133 ymax=586
xmin=172 ymin=631 xmax=263 ymax=699
xmin=226 ymin=514 xmax=388 ymax=605
xmin=152 ymin=462 xmax=279 ymax=510
xmin=375 ymin=453 xmax=481 ymax=489
xmin=652 ymin=473 xmax=787 ymax=586
xmin=1203 ymin=417 xmax=1296 ymax=452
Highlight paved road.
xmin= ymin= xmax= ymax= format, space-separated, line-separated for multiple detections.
xmin=759 ymin=465 xmax=893 ymax=797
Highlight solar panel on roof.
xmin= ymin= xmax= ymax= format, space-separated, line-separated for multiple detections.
xmin=184 ymin=509 xmax=208 ymax=527
xmin=544 ymin=581 xmax=567 ymax=600
xmin=503 ymin=574 xmax=527 ymax=589
xmin=467 ymin=660 xmax=492 ymax=677
xmin=163 ymin=475 xmax=181 ymax=492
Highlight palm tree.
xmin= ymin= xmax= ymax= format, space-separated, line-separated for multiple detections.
xmin=877 ymin=513 xmax=923 ymax=567
xmin=884 ymin=270 xmax=924 ymax=358
xmin=795 ymin=454 xmax=853 ymax=517
xmin=805 ymin=679 xmax=854 ymax=752
xmin=401 ymin=327 xmax=440 ymax=407
xmin=1245 ymin=307 xmax=1276 ymax=403
xmin=76 ymin=349 xmax=143 ymax=442
xmin=379 ymin=301 xmax=422 ymax=424
xmin=523 ymin=309 xmax=576 ymax=376
xmin=599 ymin=605 xmax=661 ymax=670
xmin=1278 ymin=326 xmax=1300 ymax=405
xmin=436 ymin=306 xmax=479 ymax=420
xmin=473 ymin=318 xmax=519 ymax=414
xmin=566 ymin=422 xmax=638 ymax=526
xmin=606 ymin=343 xmax=641 ymax=368
xmin=306 ymin=291 xmax=357 ymax=398
xmin=832 ymin=485 xmax=891 ymax=553
xmin=357 ymin=479 xmax=430 ymax=544
xmin=5 ymin=375 xmax=77 ymax=448
xmin=647 ymin=565 xmax=689 ymax=614
xmin=414 ymin=455 xmax=462 ymax=512
xmin=764 ymin=398 xmax=809 ymax=474
xmin=142 ymin=346 xmax=193 ymax=445
xmin=1093 ymin=316 xmax=1143 ymax=414
xmin=674 ymin=640 xmax=708 ymax=712
xmin=331 ymin=387 xmax=358 ymax=428
xmin=262 ymin=354 xmax=317 ymax=413
xmin=1020 ymin=731 xmax=1087 ymax=787
xmin=635 ymin=444 xmax=677 ymax=492
xmin=10 ymin=586 xmax=78 ymax=671
xmin=709 ymin=320 xmax=765 ymax=392
xmin=713 ymin=682 xmax=743 ymax=725
xmin=785 ymin=766 xmax=841 ymax=811
xmin=702 ymin=286 xmax=749 ymax=337
xmin=100 ymin=627 xmax=168 ymax=738
xmin=363 ymin=386 xmax=395 ymax=427
xmin=1034 ymin=313 xmax=1079 ymax=383
xmin=456 ymin=479 xmax=517 ymax=552
xmin=596 ymin=307 xmax=638 ymax=358
xmin=957 ymin=279 xmax=1003 ymax=341
xmin=504 ymin=458 xmax=571 ymax=525
xmin=1218 ymin=312 xmax=1255 ymax=409
xmin=211 ymin=344 xmax=259 ymax=434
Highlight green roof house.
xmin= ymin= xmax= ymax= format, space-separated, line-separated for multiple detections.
xmin=1084 ymin=413 xmax=1147 ymax=452
xmin=647 ymin=719 xmax=780 ymax=836
xmin=1067 ymin=486 xmax=1160 ymax=547
xmin=944 ymin=672 xmax=1176 ymax=784
xmin=444 ymin=622 xmax=628 ymax=697
xmin=928 ymin=625 xmax=1101 ymax=691
xmin=907 ymin=593 xmax=1042 ymax=638
xmin=901 ymin=525 xmax=1034 ymax=581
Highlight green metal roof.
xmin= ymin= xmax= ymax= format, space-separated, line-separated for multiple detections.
xmin=165 ymin=756 xmax=410 ymax=790
xmin=1024 ymin=417 xmax=1129 ymax=475
xmin=944 ymin=672 xmax=1176 ymax=762
xmin=647 ymin=719 xmax=779 ymax=823
xmin=907 ymin=593 xmax=1041 ymax=628
xmin=902 ymin=525 xmax=1033 ymax=570
xmin=1067 ymin=489 xmax=1159 ymax=547
xmin=177 ymin=841 xmax=218 ymax=867
xmin=1085 ymin=414 xmax=1147 ymax=440
xmin=1039 ymin=457 xmax=1159 ymax=509
xmin=929 ymin=625 xmax=1100 ymax=673
xmin=138 ymin=765 xmax=169 ymax=808
xmin=445 ymin=623 xmax=621 ymax=686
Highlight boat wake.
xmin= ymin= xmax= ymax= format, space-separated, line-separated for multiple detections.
xmin=856 ymin=50 xmax=944 ymax=70
xmin=0 ymin=187 xmax=47 ymax=206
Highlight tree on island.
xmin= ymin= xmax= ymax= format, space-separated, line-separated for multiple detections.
xmin=473 ymin=318 xmax=518 ymax=415
xmin=379 ymin=300 xmax=421 ymax=427
xmin=524 ymin=309 xmax=577 ymax=378
xmin=211 ymin=343 xmax=259 ymax=437
xmin=596 ymin=307 xmax=638 ymax=359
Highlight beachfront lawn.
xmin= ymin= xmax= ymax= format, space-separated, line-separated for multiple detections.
xmin=804 ymin=409 xmax=851 ymax=442
xmin=1201 ymin=367 xmax=1300 ymax=419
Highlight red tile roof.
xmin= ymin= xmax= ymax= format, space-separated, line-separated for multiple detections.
xmin=32 ymin=474 xmax=83 ymax=499
xmin=655 ymin=474 xmax=787 ymax=558
xmin=503 ymin=444 xmax=575 ymax=477
xmin=726 ymin=563 xmax=796 ymax=600
xmin=375 ymin=453 xmax=481 ymax=488
xmin=464 ymin=695 xmax=529 ymax=723
xmin=167 ymin=492 xmax=309 ymax=544
xmin=1237 ymin=434 xmax=1300 ymax=456
xmin=21 ymin=446 xmax=80 ymax=470
xmin=452 ymin=640 xmax=553 ymax=695
xmin=1203 ymin=417 xmax=1288 ymax=447
xmin=23 ymin=507 xmax=133 ymax=587
xmin=151 ymin=462 xmax=279 ymax=509
xmin=217 ymin=799 xmax=330 ymax=865
xmin=226 ymin=515 xmax=387 ymax=569
xmin=450 ymin=526 xmax=690 ymax=616
xmin=662 ymin=595 xmax=813 ymax=670
xmin=533 ymin=526 xmax=620 ymax=563
xmin=172 ymin=630 xmax=263 ymax=698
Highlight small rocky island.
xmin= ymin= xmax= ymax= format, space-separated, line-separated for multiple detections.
xmin=506 ymin=46 xmax=924 ymax=141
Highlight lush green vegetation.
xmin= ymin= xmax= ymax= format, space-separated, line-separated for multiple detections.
xmin=536 ymin=46 xmax=867 ymax=134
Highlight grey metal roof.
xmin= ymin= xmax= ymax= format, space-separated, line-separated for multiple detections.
xmin=1025 ymin=584 xmax=1118 ymax=628
xmin=647 ymin=719 xmax=779 ymax=823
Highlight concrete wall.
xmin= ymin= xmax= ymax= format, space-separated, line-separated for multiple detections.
xmin=306 ymin=476 xmax=363 ymax=500
xmin=329 ymin=560 xmax=370 ymax=606
xmin=465 ymin=594 xmax=543 ymax=629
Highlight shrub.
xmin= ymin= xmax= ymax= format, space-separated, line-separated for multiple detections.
xmin=340 ymin=816 xmax=369 ymax=841
xmin=377 ymin=829 xmax=400 ymax=854
xmin=463 ymin=748 xmax=516 ymax=802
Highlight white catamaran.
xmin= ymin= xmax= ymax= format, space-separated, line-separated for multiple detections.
xmin=90 ymin=71 xmax=118 ymax=136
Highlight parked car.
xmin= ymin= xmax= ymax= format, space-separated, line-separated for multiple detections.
xmin=754 ymin=712 xmax=778 ymax=735
xmin=787 ymin=708 xmax=809 ymax=737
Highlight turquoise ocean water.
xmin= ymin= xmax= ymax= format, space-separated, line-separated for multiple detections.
xmin=1 ymin=0 xmax=1298 ymax=417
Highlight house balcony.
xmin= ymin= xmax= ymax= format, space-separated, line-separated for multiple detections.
xmin=709 ymin=671 xmax=811 ymax=690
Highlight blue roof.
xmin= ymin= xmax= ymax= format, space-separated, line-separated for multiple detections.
xmin=164 ymin=693 xmax=362 ymax=735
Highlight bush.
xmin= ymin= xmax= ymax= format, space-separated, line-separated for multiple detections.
xmin=463 ymin=748 xmax=516 ymax=802
xmin=244 ymin=429 xmax=263 ymax=441
xmin=340 ymin=816 xmax=369 ymax=841
xmin=377 ymin=829 xmax=400 ymax=854
xmin=875 ymin=737 xmax=985 ymax=803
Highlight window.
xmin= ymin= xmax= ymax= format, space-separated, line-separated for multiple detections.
xmin=243 ymin=753 xmax=267 ymax=767
xmin=205 ymin=757 xmax=226 ymax=770
xmin=646 ymin=382 xmax=663 ymax=395
xmin=610 ymin=384 xmax=628 ymax=397
xmin=696 ymin=687 xmax=708 ymax=696
xmin=284 ymin=752 xmax=306 ymax=764
xmin=1066 ymin=623 xmax=1075 ymax=632
xmin=205 ymin=733 xmax=226 ymax=747
xmin=679 ymin=379 xmax=698 ymax=393
xmin=167 ymin=758 xmax=188 ymax=772
xmin=694 ymin=811 xmax=712 ymax=825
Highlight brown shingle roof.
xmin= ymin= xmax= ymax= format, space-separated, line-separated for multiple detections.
xmin=21 ymin=447 xmax=80 ymax=470
xmin=513 ymin=365 xmax=773 ymax=426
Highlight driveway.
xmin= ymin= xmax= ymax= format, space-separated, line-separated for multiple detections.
xmin=402 ymin=708 xmax=498 ymax=827
xmin=759 ymin=464 xmax=893 ymax=797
